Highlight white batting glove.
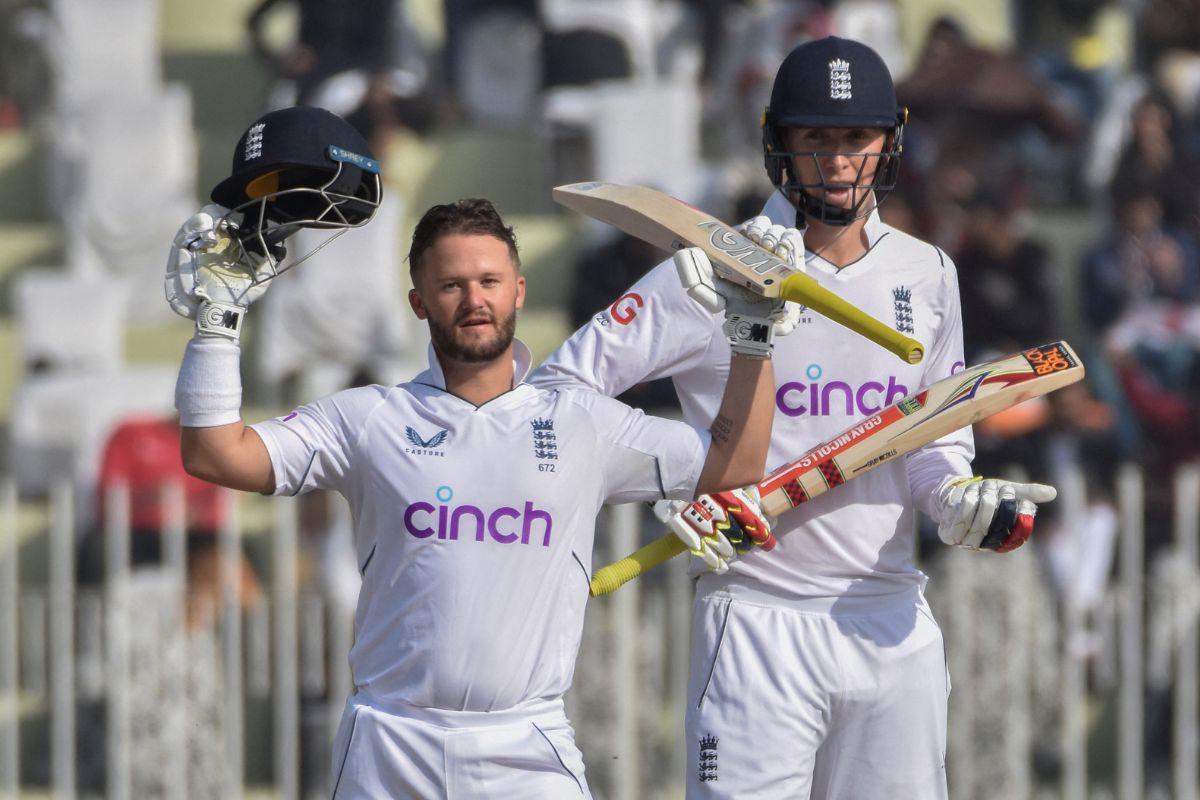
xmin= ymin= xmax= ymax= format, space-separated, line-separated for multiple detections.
xmin=164 ymin=204 xmax=276 ymax=341
xmin=653 ymin=487 xmax=777 ymax=574
xmin=935 ymin=476 xmax=1058 ymax=553
xmin=654 ymin=496 xmax=736 ymax=574
xmin=673 ymin=216 xmax=803 ymax=357
xmin=741 ymin=216 xmax=804 ymax=336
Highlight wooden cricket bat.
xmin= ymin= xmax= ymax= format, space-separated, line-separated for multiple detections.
xmin=553 ymin=181 xmax=924 ymax=365
xmin=589 ymin=341 xmax=1085 ymax=596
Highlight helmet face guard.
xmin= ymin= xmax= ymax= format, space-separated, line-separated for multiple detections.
xmin=762 ymin=110 xmax=905 ymax=226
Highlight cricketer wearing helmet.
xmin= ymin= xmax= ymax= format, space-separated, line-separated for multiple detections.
xmin=166 ymin=104 xmax=794 ymax=795
xmin=533 ymin=37 xmax=1057 ymax=798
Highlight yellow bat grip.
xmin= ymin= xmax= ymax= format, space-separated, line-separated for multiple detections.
xmin=777 ymin=272 xmax=924 ymax=364
xmin=590 ymin=534 xmax=687 ymax=597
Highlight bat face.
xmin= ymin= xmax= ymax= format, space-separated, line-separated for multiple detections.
xmin=553 ymin=181 xmax=925 ymax=364
xmin=687 ymin=221 xmax=795 ymax=295
xmin=757 ymin=341 xmax=1084 ymax=517
xmin=553 ymin=182 xmax=794 ymax=297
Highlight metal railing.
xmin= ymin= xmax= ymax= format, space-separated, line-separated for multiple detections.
xmin=1 ymin=464 xmax=1198 ymax=798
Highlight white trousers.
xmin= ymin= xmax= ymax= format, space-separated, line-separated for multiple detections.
xmin=331 ymin=693 xmax=591 ymax=799
xmin=685 ymin=577 xmax=950 ymax=799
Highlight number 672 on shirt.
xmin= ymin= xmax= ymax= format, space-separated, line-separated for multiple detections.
xmin=590 ymin=341 xmax=1085 ymax=596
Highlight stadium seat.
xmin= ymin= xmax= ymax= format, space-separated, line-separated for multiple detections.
xmin=540 ymin=0 xmax=662 ymax=84
xmin=39 ymin=0 xmax=164 ymax=219
xmin=58 ymin=86 xmax=198 ymax=319
xmin=457 ymin=9 xmax=543 ymax=128
xmin=14 ymin=268 xmax=124 ymax=375
xmin=542 ymin=80 xmax=701 ymax=199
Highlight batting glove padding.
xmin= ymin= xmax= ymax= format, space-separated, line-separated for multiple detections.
xmin=935 ymin=476 xmax=1058 ymax=553
xmin=656 ymin=496 xmax=735 ymax=574
xmin=711 ymin=487 xmax=777 ymax=553
xmin=673 ymin=217 xmax=803 ymax=359
xmin=655 ymin=487 xmax=776 ymax=574
xmin=164 ymin=205 xmax=275 ymax=340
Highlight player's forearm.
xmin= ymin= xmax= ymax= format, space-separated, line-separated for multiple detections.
xmin=175 ymin=335 xmax=275 ymax=493
xmin=695 ymin=354 xmax=774 ymax=494
xmin=181 ymin=422 xmax=275 ymax=494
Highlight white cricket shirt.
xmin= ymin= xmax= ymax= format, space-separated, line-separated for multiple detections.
xmin=532 ymin=194 xmax=974 ymax=600
xmin=251 ymin=341 xmax=707 ymax=712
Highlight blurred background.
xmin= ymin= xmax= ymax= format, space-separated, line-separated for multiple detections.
xmin=0 ymin=0 xmax=1199 ymax=798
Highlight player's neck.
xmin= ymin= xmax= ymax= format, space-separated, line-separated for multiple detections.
xmin=805 ymin=216 xmax=870 ymax=269
xmin=436 ymin=345 xmax=517 ymax=406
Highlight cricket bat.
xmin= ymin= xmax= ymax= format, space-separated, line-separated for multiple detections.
xmin=553 ymin=181 xmax=924 ymax=365
xmin=590 ymin=341 xmax=1085 ymax=596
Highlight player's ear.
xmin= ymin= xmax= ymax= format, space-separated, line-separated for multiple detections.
xmin=515 ymin=274 xmax=526 ymax=311
xmin=408 ymin=288 xmax=428 ymax=320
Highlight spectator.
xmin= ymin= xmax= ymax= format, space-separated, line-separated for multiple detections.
xmin=76 ymin=414 xmax=262 ymax=797
xmin=1081 ymin=183 xmax=1200 ymax=334
xmin=955 ymin=182 xmax=1058 ymax=363
xmin=1104 ymin=300 xmax=1200 ymax=478
xmin=248 ymin=0 xmax=396 ymax=105
xmin=78 ymin=414 xmax=262 ymax=620
xmin=1111 ymin=90 xmax=1200 ymax=236
xmin=246 ymin=0 xmax=436 ymax=134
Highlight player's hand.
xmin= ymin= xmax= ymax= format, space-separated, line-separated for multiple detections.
xmin=674 ymin=218 xmax=802 ymax=358
xmin=935 ymin=476 xmax=1058 ymax=553
xmin=654 ymin=487 xmax=776 ymax=574
xmin=740 ymin=216 xmax=805 ymax=336
xmin=164 ymin=204 xmax=276 ymax=341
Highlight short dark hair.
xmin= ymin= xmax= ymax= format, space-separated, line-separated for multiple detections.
xmin=407 ymin=198 xmax=520 ymax=276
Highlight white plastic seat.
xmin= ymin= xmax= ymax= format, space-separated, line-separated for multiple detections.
xmin=14 ymin=268 xmax=124 ymax=375
xmin=542 ymin=80 xmax=701 ymax=199
xmin=58 ymin=86 xmax=198 ymax=319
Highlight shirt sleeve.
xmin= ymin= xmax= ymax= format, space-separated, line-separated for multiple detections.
xmin=530 ymin=258 xmax=718 ymax=397
xmin=906 ymin=251 xmax=975 ymax=519
xmin=249 ymin=386 xmax=389 ymax=497
xmin=564 ymin=389 xmax=710 ymax=504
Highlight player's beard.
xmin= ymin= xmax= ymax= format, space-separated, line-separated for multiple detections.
xmin=428 ymin=306 xmax=518 ymax=363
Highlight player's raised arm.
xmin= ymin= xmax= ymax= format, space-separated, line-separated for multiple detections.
xmin=168 ymin=204 xmax=277 ymax=494
xmin=169 ymin=106 xmax=383 ymax=495
xmin=660 ymin=221 xmax=803 ymax=571
xmin=683 ymin=219 xmax=804 ymax=494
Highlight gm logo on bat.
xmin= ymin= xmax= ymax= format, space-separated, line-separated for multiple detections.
xmin=696 ymin=221 xmax=793 ymax=280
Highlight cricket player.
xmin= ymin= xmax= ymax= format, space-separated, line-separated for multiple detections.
xmin=532 ymin=37 xmax=1059 ymax=798
xmin=166 ymin=107 xmax=791 ymax=796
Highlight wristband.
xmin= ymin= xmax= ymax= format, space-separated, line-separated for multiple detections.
xmin=175 ymin=335 xmax=243 ymax=427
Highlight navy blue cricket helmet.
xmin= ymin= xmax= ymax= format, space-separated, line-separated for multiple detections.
xmin=762 ymin=37 xmax=907 ymax=226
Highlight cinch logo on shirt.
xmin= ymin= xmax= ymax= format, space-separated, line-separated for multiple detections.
xmin=403 ymin=486 xmax=554 ymax=546
xmin=776 ymin=363 xmax=909 ymax=417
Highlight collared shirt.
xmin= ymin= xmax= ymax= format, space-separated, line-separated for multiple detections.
xmin=532 ymin=199 xmax=973 ymax=600
xmin=251 ymin=339 xmax=708 ymax=711
xmin=411 ymin=339 xmax=534 ymax=392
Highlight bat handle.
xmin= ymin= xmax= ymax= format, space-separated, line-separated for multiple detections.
xmin=590 ymin=534 xmax=688 ymax=596
xmin=778 ymin=273 xmax=925 ymax=364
